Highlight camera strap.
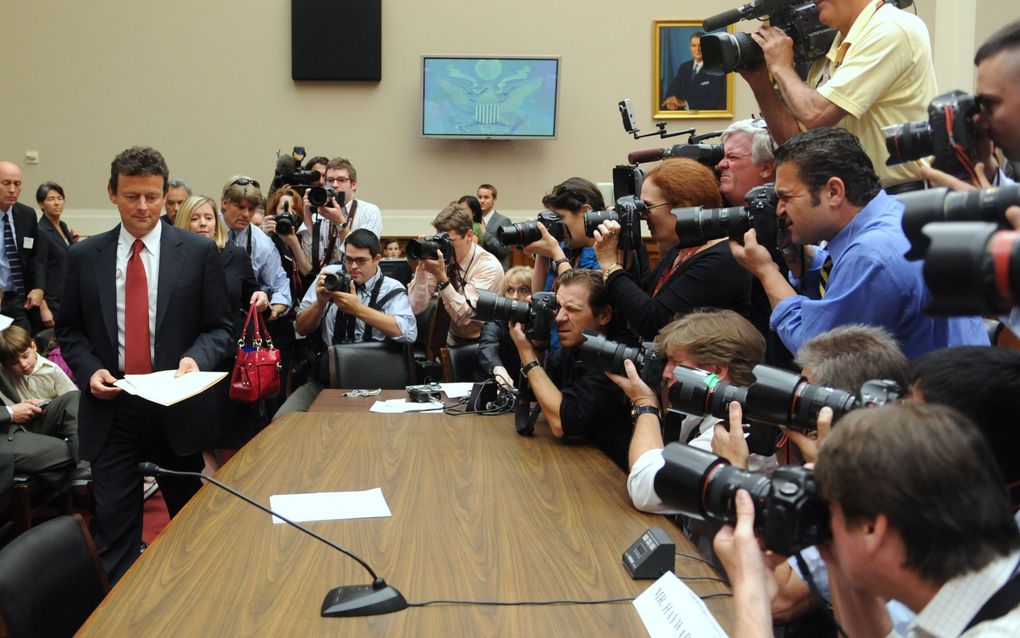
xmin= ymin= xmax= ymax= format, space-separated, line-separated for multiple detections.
xmin=963 ymin=558 xmax=1020 ymax=632
xmin=652 ymin=245 xmax=700 ymax=298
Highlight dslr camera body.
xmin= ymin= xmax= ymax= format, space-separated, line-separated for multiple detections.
xmin=671 ymin=183 xmax=781 ymax=256
xmin=307 ymin=185 xmax=346 ymax=215
xmin=583 ymin=196 xmax=646 ymax=252
xmin=472 ymin=290 xmax=559 ymax=341
xmin=575 ymin=331 xmax=666 ymax=388
xmin=655 ymin=443 xmax=828 ymax=555
xmin=497 ymin=211 xmax=565 ymax=247
xmin=407 ymin=232 xmax=456 ymax=263
xmin=323 ymin=270 xmax=353 ymax=293
xmin=884 ymin=90 xmax=981 ymax=181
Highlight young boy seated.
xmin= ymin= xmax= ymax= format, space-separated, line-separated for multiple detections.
xmin=0 ymin=325 xmax=77 ymax=400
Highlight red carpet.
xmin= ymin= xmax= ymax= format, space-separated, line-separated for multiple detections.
xmin=142 ymin=490 xmax=169 ymax=545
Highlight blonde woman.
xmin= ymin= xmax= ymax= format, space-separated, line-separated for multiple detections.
xmin=476 ymin=265 xmax=533 ymax=386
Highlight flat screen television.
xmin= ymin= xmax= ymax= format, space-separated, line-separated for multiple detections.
xmin=421 ymin=55 xmax=560 ymax=139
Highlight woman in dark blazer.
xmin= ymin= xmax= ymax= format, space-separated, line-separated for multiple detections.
xmin=175 ymin=195 xmax=267 ymax=469
xmin=34 ymin=182 xmax=79 ymax=328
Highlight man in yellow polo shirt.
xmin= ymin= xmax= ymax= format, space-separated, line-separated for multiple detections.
xmin=740 ymin=0 xmax=936 ymax=190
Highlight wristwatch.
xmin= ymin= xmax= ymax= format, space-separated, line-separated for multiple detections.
xmin=631 ymin=404 xmax=660 ymax=423
xmin=436 ymin=280 xmax=450 ymax=292
xmin=551 ymin=257 xmax=571 ymax=271
xmin=602 ymin=264 xmax=623 ymax=283
xmin=521 ymin=360 xmax=541 ymax=376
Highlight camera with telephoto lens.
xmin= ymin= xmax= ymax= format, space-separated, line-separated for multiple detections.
xmin=472 ymin=290 xmax=558 ymax=341
xmin=575 ymin=331 xmax=666 ymax=388
xmin=307 ymin=185 xmax=346 ymax=214
xmin=496 ymin=211 xmax=565 ymax=247
xmin=654 ymin=443 xmax=828 ymax=555
xmin=915 ymin=222 xmax=1020 ymax=316
xmin=583 ymin=195 xmax=646 ymax=252
xmin=322 ymin=270 xmax=353 ymax=293
xmin=407 ymin=232 xmax=456 ymax=263
xmin=897 ymin=185 xmax=1020 ymax=260
xmin=274 ymin=201 xmax=302 ymax=236
xmin=700 ymin=0 xmax=912 ymax=77
xmin=667 ymin=363 xmax=902 ymax=433
xmin=671 ymin=183 xmax=781 ymax=253
xmin=883 ymin=90 xmax=980 ymax=181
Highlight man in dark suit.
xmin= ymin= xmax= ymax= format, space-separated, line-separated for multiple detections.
xmin=662 ymin=32 xmax=727 ymax=111
xmin=478 ymin=183 xmax=511 ymax=269
xmin=0 ymin=376 xmax=78 ymax=498
xmin=55 ymin=146 xmax=233 ymax=582
xmin=0 ymin=161 xmax=46 ymax=332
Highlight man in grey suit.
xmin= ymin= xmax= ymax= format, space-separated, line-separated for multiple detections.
xmin=56 ymin=146 xmax=233 ymax=582
xmin=478 ymin=183 xmax=511 ymax=269
xmin=0 ymin=377 xmax=78 ymax=497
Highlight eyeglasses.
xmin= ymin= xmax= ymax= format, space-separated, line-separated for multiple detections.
xmin=643 ymin=201 xmax=675 ymax=211
xmin=342 ymin=256 xmax=371 ymax=267
xmin=328 ymin=176 xmax=352 ymax=185
xmin=231 ymin=178 xmax=260 ymax=189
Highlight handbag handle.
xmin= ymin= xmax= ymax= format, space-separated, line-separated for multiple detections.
xmin=255 ymin=303 xmax=275 ymax=349
xmin=237 ymin=302 xmax=258 ymax=347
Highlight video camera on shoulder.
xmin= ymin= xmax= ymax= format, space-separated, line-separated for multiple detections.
xmin=582 ymin=195 xmax=646 ymax=252
xmin=666 ymin=363 xmax=901 ymax=434
xmin=884 ymin=90 xmax=980 ymax=181
xmin=655 ymin=443 xmax=828 ymax=556
xmin=407 ymin=232 xmax=456 ymax=264
xmin=472 ymin=290 xmax=558 ymax=341
xmin=575 ymin=331 xmax=665 ymax=388
xmin=496 ymin=211 xmax=565 ymax=247
xmin=700 ymin=0 xmax=912 ymax=78
xmin=270 ymin=148 xmax=321 ymax=194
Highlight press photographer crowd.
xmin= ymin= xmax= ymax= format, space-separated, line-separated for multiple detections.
xmin=2 ymin=0 xmax=1020 ymax=635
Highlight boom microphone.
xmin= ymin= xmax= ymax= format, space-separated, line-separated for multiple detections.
xmin=138 ymin=462 xmax=407 ymax=617
xmin=628 ymin=148 xmax=669 ymax=164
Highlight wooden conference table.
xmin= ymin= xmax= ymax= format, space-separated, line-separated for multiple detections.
xmin=78 ymin=391 xmax=733 ymax=636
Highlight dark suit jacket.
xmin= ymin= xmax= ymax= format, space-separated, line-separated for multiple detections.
xmin=35 ymin=215 xmax=75 ymax=310
xmin=4 ymin=202 xmax=45 ymax=293
xmin=54 ymin=223 xmax=233 ymax=460
xmin=483 ymin=210 xmax=512 ymax=268
xmin=665 ymin=60 xmax=726 ymax=111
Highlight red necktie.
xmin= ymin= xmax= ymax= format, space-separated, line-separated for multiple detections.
xmin=125 ymin=239 xmax=152 ymax=373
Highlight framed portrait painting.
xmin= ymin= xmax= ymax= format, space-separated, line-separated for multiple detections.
xmin=653 ymin=20 xmax=735 ymax=119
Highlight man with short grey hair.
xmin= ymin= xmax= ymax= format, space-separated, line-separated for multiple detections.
xmin=717 ymin=119 xmax=776 ymax=206
xmin=163 ymin=178 xmax=192 ymax=224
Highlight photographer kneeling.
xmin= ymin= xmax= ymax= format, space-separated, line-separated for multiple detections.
xmin=274 ymin=229 xmax=416 ymax=416
xmin=509 ymin=269 xmax=632 ymax=470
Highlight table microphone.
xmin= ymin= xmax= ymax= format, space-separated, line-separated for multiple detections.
xmin=139 ymin=462 xmax=408 ymax=617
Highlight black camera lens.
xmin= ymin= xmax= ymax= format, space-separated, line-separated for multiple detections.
xmin=654 ymin=443 xmax=772 ymax=524
xmin=899 ymin=186 xmax=1020 ymax=260
xmin=667 ymin=365 xmax=748 ymax=419
xmin=921 ymin=223 xmax=1020 ymax=316
xmin=583 ymin=210 xmax=619 ymax=238
xmin=472 ymin=290 xmax=531 ymax=324
xmin=700 ymin=32 xmax=764 ymax=75
xmin=323 ymin=271 xmax=352 ymax=293
xmin=747 ymin=365 xmax=857 ymax=433
xmin=671 ymin=205 xmax=753 ymax=249
xmin=308 ymin=186 xmax=344 ymax=209
xmin=274 ymin=212 xmax=301 ymax=236
xmin=497 ymin=222 xmax=543 ymax=247
xmin=883 ymin=119 xmax=933 ymax=167
xmin=576 ymin=330 xmax=640 ymax=376
xmin=406 ymin=238 xmax=439 ymax=260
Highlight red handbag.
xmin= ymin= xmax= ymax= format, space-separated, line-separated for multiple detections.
xmin=229 ymin=303 xmax=282 ymax=402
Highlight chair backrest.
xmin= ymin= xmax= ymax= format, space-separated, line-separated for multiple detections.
xmin=413 ymin=297 xmax=451 ymax=361
xmin=0 ymin=514 xmax=109 ymax=638
xmin=325 ymin=341 xmax=412 ymax=390
xmin=444 ymin=343 xmax=481 ymax=383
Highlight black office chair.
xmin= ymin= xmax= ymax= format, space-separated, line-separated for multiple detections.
xmin=442 ymin=343 xmax=480 ymax=382
xmin=411 ymin=298 xmax=450 ymax=383
xmin=323 ymin=341 xmax=412 ymax=389
xmin=0 ymin=514 xmax=110 ymax=638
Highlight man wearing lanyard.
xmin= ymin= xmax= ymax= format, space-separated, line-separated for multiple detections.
xmin=299 ymin=157 xmax=383 ymax=273
xmin=276 ymin=229 xmax=416 ymax=415
xmin=0 ymin=161 xmax=45 ymax=331
xmin=740 ymin=0 xmax=936 ymax=191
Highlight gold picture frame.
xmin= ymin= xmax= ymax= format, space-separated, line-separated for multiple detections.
xmin=653 ymin=20 xmax=735 ymax=119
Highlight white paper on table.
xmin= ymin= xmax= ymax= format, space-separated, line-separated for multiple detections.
xmin=439 ymin=382 xmax=474 ymax=398
xmin=268 ymin=488 xmax=392 ymax=524
xmin=369 ymin=398 xmax=444 ymax=413
xmin=633 ymin=571 xmax=727 ymax=638
xmin=114 ymin=370 xmax=227 ymax=407
xmin=0 ymin=314 xmax=12 ymax=330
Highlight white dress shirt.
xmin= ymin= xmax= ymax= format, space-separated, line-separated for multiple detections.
xmin=116 ymin=222 xmax=160 ymax=371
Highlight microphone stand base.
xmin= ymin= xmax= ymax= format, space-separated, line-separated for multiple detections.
xmin=321 ymin=583 xmax=408 ymax=617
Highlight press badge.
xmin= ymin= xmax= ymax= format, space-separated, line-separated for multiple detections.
xmin=22 ymin=237 xmax=33 ymax=249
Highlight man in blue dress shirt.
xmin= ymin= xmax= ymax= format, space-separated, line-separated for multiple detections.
xmin=729 ymin=127 xmax=988 ymax=359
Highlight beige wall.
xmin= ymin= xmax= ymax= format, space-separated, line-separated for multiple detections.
xmin=1 ymin=1 xmax=1016 ymax=235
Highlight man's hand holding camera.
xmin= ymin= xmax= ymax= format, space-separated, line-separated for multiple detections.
xmin=753 ymin=26 xmax=796 ymax=74
xmin=523 ymin=223 xmax=566 ymax=261
xmin=604 ymin=358 xmax=658 ymax=408
xmin=508 ymin=321 xmax=539 ymax=364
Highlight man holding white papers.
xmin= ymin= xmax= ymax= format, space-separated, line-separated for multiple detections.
xmin=55 ymin=147 xmax=233 ymax=583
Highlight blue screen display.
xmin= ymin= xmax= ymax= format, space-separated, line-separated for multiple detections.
xmin=422 ymin=57 xmax=559 ymax=138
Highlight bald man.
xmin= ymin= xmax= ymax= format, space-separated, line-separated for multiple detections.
xmin=0 ymin=161 xmax=45 ymax=331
